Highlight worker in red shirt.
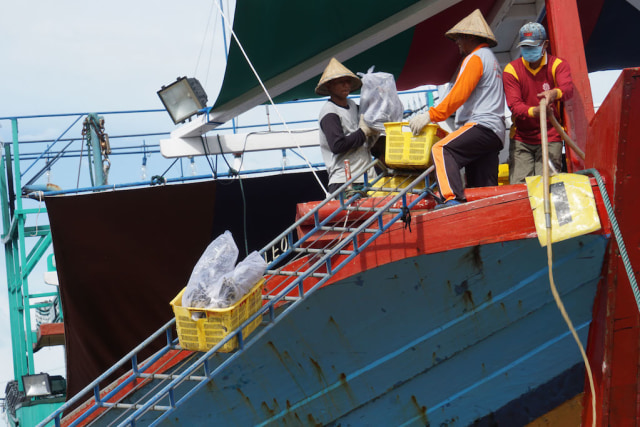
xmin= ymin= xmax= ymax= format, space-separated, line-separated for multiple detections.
xmin=503 ymin=22 xmax=574 ymax=184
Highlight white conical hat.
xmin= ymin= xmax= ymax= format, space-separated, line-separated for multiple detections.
xmin=445 ymin=9 xmax=497 ymax=48
xmin=315 ymin=58 xmax=362 ymax=96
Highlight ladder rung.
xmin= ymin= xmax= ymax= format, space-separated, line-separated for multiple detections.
xmin=266 ymin=270 xmax=329 ymax=278
xmin=101 ymin=401 xmax=171 ymax=412
xmin=345 ymin=206 xmax=401 ymax=214
xmin=368 ymin=186 xmax=425 ymax=195
xmin=292 ymin=247 xmax=354 ymax=255
xmin=138 ymin=372 xmax=206 ymax=382
xmin=319 ymin=226 xmax=378 ymax=233
xmin=263 ymin=295 xmax=301 ymax=302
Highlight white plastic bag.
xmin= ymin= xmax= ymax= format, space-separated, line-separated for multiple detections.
xmin=229 ymin=251 xmax=267 ymax=297
xmin=358 ymin=66 xmax=404 ymax=132
xmin=182 ymin=231 xmax=239 ymax=309
xmin=209 ymin=251 xmax=267 ymax=308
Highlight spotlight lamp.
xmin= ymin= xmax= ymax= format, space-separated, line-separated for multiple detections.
xmin=157 ymin=77 xmax=208 ymax=125
xmin=21 ymin=373 xmax=66 ymax=397
xmin=22 ymin=373 xmax=50 ymax=397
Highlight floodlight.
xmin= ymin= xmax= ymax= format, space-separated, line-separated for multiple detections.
xmin=158 ymin=77 xmax=208 ymax=124
xmin=21 ymin=373 xmax=66 ymax=397
xmin=22 ymin=373 xmax=51 ymax=397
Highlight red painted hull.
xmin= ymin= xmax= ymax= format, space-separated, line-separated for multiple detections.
xmin=581 ymin=67 xmax=640 ymax=426
xmin=262 ymin=179 xmax=610 ymax=306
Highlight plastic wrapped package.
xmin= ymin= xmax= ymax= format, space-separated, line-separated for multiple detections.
xmin=208 ymin=251 xmax=267 ymax=308
xmin=232 ymin=251 xmax=267 ymax=297
xmin=358 ymin=67 xmax=404 ymax=132
xmin=182 ymin=230 xmax=239 ymax=308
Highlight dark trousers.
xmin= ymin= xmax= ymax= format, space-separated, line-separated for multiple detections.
xmin=431 ymin=122 xmax=503 ymax=202
xmin=328 ymin=182 xmax=365 ymax=194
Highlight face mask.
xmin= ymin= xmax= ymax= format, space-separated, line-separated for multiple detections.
xmin=521 ymin=45 xmax=544 ymax=63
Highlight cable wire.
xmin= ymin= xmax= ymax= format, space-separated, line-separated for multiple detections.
xmin=212 ymin=0 xmax=328 ymax=197
xmin=194 ymin=1 xmax=217 ymax=79
xmin=577 ymin=168 xmax=639 ymax=309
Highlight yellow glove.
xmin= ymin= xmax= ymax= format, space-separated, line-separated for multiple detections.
xmin=409 ymin=113 xmax=431 ymax=135
xmin=359 ymin=114 xmax=378 ymax=138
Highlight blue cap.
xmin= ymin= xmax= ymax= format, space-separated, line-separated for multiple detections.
xmin=518 ymin=22 xmax=547 ymax=47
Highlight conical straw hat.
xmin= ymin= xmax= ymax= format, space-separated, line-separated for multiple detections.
xmin=445 ymin=9 xmax=497 ymax=48
xmin=315 ymin=58 xmax=362 ymax=96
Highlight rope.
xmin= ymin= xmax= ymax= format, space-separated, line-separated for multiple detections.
xmin=577 ymin=168 xmax=639 ymax=310
xmin=158 ymin=158 xmax=179 ymax=181
xmin=193 ymin=0 xmax=217 ymax=79
xmin=30 ymin=198 xmax=43 ymax=237
xmin=212 ymin=0 xmax=328 ymax=197
xmin=549 ymin=114 xmax=585 ymax=160
xmin=214 ymin=134 xmax=249 ymax=257
xmin=539 ymin=99 xmax=596 ymax=426
xmin=546 ymin=228 xmax=596 ymax=427
xmin=200 ymin=135 xmax=218 ymax=179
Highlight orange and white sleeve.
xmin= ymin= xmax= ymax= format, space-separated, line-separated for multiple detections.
xmin=428 ymin=54 xmax=483 ymax=123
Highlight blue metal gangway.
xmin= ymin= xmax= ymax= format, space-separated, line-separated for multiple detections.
xmin=39 ymin=160 xmax=436 ymax=426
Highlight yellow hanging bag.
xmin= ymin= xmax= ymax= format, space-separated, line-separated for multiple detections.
xmin=526 ymin=173 xmax=601 ymax=247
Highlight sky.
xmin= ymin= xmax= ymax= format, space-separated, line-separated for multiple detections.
xmin=0 ymin=1 xmax=240 ymax=423
xmin=0 ymin=1 xmax=624 ymax=424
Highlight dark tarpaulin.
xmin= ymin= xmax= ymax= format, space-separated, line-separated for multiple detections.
xmin=45 ymin=171 xmax=326 ymax=404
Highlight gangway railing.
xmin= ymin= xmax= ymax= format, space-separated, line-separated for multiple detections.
xmin=39 ymin=160 xmax=436 ymax=427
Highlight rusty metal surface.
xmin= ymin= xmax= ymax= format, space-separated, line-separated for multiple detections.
xmin=147 ymin=235 xmax=607 ymax=426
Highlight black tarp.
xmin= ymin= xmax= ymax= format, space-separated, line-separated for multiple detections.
xmin=45 ymin=170 xmax=327 ymax=404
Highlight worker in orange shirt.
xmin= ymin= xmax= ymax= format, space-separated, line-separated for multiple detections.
xmin=409 ymin=9 xmax=505 ymax=209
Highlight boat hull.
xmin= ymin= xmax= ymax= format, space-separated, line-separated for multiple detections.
xmin=154 ymin=234 xmax=607 ymax=426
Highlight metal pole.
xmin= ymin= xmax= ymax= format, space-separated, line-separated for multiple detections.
xmin=539 ymin=99 xmax=551 ymax=230
xmin=86 ymin=114 xmax=106 ymax=185
xmin=0 ymin=140 xmax=26 ymax=384
xmin=11 ymin=118 xmax=36 ymax=386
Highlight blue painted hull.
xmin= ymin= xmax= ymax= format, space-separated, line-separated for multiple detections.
xmin=149 ymin=234 xmax=607 ymax=426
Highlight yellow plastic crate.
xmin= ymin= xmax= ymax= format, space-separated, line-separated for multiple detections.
xmin=384 ymin=122 xmax=446 ymax=170
xmin=498 ymin=163 xmax=509 ymax=186
xmin=170 ymin=278 xmax=264 ymax=353
xmin=368 ymin=175 xmax=425 ymax=197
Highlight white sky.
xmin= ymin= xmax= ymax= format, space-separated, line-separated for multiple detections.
xmin=0 ymin=1 xmax=623 ymax=424
xmin=0 ymin=1 xmax=238 ymax=422
xmin=0 ymin=1 xmax=233 ymax=115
